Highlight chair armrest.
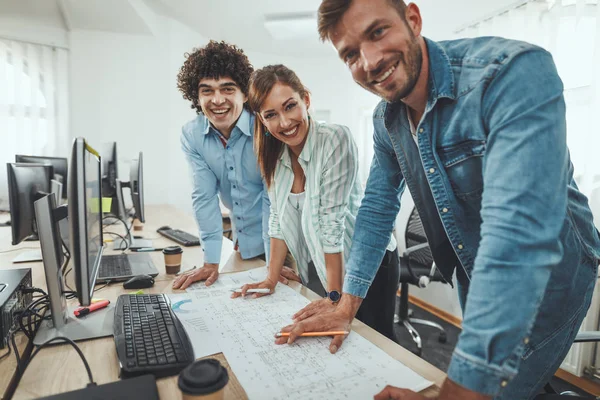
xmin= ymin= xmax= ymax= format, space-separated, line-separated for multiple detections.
xmin=402 ymin=242 xmax=429 ymax=257
xmin=574 ymin=331 xmax=600 ymax=343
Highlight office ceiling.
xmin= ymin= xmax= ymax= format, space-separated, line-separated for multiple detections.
xmin=0 ymin=0 xmax=521 ymax=56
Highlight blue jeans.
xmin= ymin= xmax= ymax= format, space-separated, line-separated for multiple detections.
xmin=456 ymin=231 xmax=598 ymax=399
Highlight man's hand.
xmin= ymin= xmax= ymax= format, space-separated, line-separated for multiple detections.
xmin=374 ymin=386 xmax=428 ymax=400
xmin=278 ymin=266 xmax=302 ymax=285
xmin=292 ymin=298 xmax=337 ymax=321
xmin=275 ymin=307 xmax=352 ymax=353
xmin=172 ymin=263 xmax=219 ymax=289
xmin=231 ymin=278 xmax=277 ymax=299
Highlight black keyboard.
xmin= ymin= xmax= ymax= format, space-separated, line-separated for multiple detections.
xmin=113 ymin=294 xmax=195 ymax=378
xmin=99 ymin=255 xmax=132 ymax=278
xmin=157 ymin=227 xmax=200 ymax=247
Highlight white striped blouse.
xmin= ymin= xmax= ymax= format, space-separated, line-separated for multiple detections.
xmin=268 ymin=119 xmax=396 ymax=288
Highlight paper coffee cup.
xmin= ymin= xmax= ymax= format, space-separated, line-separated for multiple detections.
xmin=163 ymin=245 xmax=183 ymax=274
xmin=132 ymin=218 xmax=143 ymax=231
xmin=178 ymin=359 xmax=229 ymax=400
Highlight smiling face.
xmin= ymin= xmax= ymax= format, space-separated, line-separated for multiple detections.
xmin=258 ymin=82 xmax=310 ymax=154
xmin=197 ymin=76 xmax=247 ymax=137
xmin=330 ymin=0 xmax=423 ymax=103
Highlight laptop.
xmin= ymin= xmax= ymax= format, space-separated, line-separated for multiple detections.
xmin=97 ymin=252 xmax=158 ymax=283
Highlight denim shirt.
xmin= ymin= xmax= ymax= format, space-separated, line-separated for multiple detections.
xmin=181 ymin=109 xmax=270 ymax=264
xmin=344 ymin=37 xmax=600 ymax=394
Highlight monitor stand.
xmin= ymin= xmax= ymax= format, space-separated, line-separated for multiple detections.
xmin=34 ymin=194 xmax=114 ymax=345
xmin=34 ymin=304 xmax=114 ymax=345
xmin=12 ymin=249 xmax=43 ymax=263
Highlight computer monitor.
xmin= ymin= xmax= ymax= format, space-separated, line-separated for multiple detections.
xmin=6 ymin=163 xmax=53 ymax=245
xmin=99 ymin=142 xmax=118 ymax=199
xmin=33 ymin=162 xmax=114 ymax=346
xmin=68 ymin=137 xmax=104 ymax=307
xmin=112 ymin=176 xmax=152 ymax=250
xmin=129 ymin=152 xmax=145 ymax=223
xmin=15 ymin=155 xmax=68 ymax=200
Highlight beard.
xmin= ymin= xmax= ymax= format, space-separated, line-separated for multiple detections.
xmin=389 ymin=37 xmax=422 ymax=103
xmin=360 ymin=33 xmax=423 ymax=103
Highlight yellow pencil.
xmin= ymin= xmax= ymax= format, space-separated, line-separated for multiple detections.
xmin=275 ymin=331 xmax=349 ymax=338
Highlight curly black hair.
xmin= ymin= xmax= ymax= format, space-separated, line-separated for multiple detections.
xmin=176 ymin=40 xmax=254 ymax=115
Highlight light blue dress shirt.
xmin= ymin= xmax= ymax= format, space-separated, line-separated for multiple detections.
xmin=181 ymin=109 xmax=270 ymax=264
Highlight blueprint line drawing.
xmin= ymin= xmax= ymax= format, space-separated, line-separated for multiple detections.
xmin=183 ymin=269 xmax=432 ymax=399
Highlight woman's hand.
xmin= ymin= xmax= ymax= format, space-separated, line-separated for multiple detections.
xmin=231 ymin=278 xmax=277 ymax=299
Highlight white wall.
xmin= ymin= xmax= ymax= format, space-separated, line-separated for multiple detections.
xmin=69 ymin=28 xmax=170 ymax=205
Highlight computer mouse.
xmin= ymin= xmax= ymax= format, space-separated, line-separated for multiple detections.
xmin=157 ymin=225 xmax=171 ymax=232
xmin=123 ymin=274 xmax=155 ymax=289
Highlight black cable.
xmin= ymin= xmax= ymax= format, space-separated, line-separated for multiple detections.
xmin=102 ymin=215 xmax=131 ymax=239
xmin=22 ymin=336 xmax=95 ymax=384
xmin=94 ymin=281 xmax=111 ymax=292
xmin=0 ymin=344 xmax=10 ymax=361
xmin=103 ymin=231 xmax=129 ymax=253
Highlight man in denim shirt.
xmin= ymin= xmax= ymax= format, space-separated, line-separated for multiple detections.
xmin=172 ymin=41 xmax=298 ymax=290
xmin=282 ymin=1 xmax=600 ymax=399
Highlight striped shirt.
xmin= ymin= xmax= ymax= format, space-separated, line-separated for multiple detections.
xmin=268 ymin=119 xmax=396 ymax=288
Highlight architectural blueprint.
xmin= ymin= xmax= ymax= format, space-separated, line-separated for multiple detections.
xmin=184 ymin=268 xmax=432 ymax=399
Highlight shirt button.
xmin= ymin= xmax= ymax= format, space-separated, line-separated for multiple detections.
xmin=458 ymin=244 xmax=464 ymax=250
xmin=235 ymin=202 xmax=239 ymax=205
xmin=524 ymin=337 xmax=530 ymax=345
xmin=226 ymin=146 xmax=230 ymax=149
xmin=229 ymin=167 xmax=233 ymax=170
xmin=442 ymin=207 xmax=448 ymax=213
xmin=500 ymin=380 xmax=508 ymax=388
xmin=237 ymin=216 xmax=240 ymax=220
xmin=238 ymin=229 xmax=242 ymax=233
xmin=429 ymin=168 xmax=435 ymax=174
xmin=419 ymin=128 xmax=424 ymax=133
xmin=233 ymin=185 xmax=236 ymax=188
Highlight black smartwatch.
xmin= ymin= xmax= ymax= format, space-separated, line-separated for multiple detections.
xmin=326 ymin=290 xmax=341 ymax=303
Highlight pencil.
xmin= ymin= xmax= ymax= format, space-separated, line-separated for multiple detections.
xmin=275 ymin=331 xmax=349 ymax=338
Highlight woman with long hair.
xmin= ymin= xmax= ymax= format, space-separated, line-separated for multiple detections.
xmin=232 ymin=64 xmax=399 ymax=340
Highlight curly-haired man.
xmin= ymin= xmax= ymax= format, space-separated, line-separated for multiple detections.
xmin=173 ymin=41 xmax=299 ymax=289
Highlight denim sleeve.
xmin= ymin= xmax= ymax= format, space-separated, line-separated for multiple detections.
xmin=343 ymin=119 xmax=404 ymax=298
xmin=446 ymin=50 xmax=568 ymax=396
xmin=180 ymin=130 xmax=223 ymax=264
xmin=262 ymin=181 xmax=271 ymax=263
xmin=318 ymin=125 xmax=358 ymax=253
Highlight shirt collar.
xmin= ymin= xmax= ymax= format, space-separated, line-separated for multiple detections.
xmin=425 ymin=37 xmax=456 ymax=103
xmin=202 ymin=108 xmax=253 ymax=137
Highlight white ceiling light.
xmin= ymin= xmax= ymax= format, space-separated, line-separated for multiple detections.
xmin=263 ymin=12 xmax=318 ymax=40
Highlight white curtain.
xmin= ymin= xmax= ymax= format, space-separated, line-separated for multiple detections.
xmin=0 ymin=39 xmax=69 ymax=210
xmin=453 ymin=0 xmax=600 ymax=216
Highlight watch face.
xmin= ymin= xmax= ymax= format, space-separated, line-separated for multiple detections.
xmin=328 ymin=291 xmax=341 ymax=302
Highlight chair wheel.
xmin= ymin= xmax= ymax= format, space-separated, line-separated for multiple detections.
xmin=438 ymin=332 xmax=447 ymax=343
xmin=407 ymin=309 xmax=414 ymax=318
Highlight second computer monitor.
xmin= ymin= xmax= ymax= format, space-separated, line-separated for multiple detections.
xmin=99 ymin=142 xmax=118 ymax=198
xmin=129 ymin=152 xmax=145 ymax=223
xmin=15 ymin=155 xmax=68 ymax=199
xmin=68 ymin=137 xmax=104 ymax=307
xmin=6 ymin=163 xmax=53 ymax=245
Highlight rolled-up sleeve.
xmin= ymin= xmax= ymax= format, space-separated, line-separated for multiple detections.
xmin=181 ymin=129 xmax=223 ymax=264
xmin=447 ymin=50 xmax=568 ymax=396
xmin=318 ymin=125 xmax=358 ymax=253
xmin=343 ymin=114 xmax=404 ymax=298
xmin=267 ymin=184 xmax=284 ymax=241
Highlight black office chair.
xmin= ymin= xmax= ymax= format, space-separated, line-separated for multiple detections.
xmin=394 ymin=206 xmax=447 ymax=357
xmin=534 ymin=332 xmax=600 ymax=399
